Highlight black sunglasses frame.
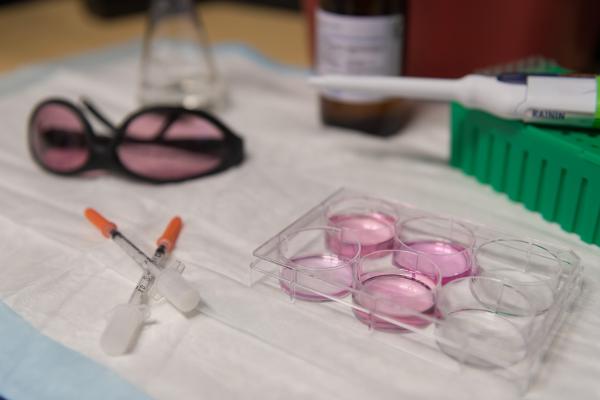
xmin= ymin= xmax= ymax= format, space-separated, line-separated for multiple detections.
xmin=28 ymin=98 xmax=244 ymax=184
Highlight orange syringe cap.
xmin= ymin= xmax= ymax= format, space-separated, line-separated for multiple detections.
xmin=84 ymin=208 xmax=117 ymax=238
xmin=157 ymin=216 xmax=183 ymax=252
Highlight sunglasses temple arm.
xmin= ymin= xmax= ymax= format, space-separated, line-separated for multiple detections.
xmin=80 ymin=97 xmax=118 ymax=132
xmin=155 ymin=113 xmax=179 ymax=140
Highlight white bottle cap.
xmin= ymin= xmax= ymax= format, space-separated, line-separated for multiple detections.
xmin=156 ymin=269 xmax=200 ymax=313
xmin=100 ymin=304 xmax=147 ymax=356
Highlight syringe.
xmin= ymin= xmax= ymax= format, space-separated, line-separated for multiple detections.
xmin=128 ymin=216 xmax=182 ymax=306
xmin=85 ymin=209 xmax=200 ymax=313
xmin=97 ymin=216 xmax=183 ymax=355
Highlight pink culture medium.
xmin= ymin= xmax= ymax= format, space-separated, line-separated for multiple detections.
xmin=327 ymin=213 xmax=396 ymax=257
xmin=396 ymin=240 xmax=473 ymax=285
xmin=279 ymin=254 xmax=353 ymax=301
xmin=353 ymin=272 xmax=436 ymax=331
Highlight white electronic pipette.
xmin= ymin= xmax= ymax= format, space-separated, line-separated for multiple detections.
xmin=309 ymin=73 xmax=600 ymax=128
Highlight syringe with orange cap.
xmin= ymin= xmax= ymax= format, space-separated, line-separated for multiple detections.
xmin=84 ymin=209 xmax=200 ymax=355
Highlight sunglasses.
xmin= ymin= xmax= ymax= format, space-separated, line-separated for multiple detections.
xmin=28 ymin=98 xmax=244 ymax=183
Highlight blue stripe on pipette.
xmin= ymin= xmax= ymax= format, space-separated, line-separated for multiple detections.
xmin=496 ymin=72 xmax=559 ymax=84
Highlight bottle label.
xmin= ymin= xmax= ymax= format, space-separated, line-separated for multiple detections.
xmin=316 ymin=9 xmax=403 ymax=103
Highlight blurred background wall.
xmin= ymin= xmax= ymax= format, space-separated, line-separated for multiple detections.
xmin=0 ymin=0 xmax=598 ymax=76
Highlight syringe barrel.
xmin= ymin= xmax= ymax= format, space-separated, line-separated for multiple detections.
xmin=113 ymin=233 xmax=199 ymax=312
xmin=112 ymin=233 xmax=151 ymax=267
xmin=128 ymin=247 xmax=166 ymax=304
xmin=128 ymin=271 xmax=154 ymax=304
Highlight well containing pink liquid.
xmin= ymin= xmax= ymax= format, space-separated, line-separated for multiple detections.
xmin=353 ymin=273 xmax=436 ymax=331
xmin=352 ymin=249 xmax=441 ymax=332
xmin=327 ymin=212 xmax=396 ymax=257
xmin=278 ymin=227 xmax=360 ymax=302
xmin=396 ymin=217 xmax=475 ymax=285
xmin=280 ymin=254 xmax=353 ymax=301
xmin=395 ymin=241 xmax=473 ymax=285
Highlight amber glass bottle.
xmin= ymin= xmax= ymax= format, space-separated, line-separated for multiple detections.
xmin=316 ymin=0 xmax=408 ymax=136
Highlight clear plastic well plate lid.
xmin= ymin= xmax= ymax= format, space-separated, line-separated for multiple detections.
xmin=250 ymin=188 xmax=583 ymax=394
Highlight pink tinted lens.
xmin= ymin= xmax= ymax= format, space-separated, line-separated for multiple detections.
xmin=30 ymin=103 xmax=89 ymax=172
xmin=118 ymin=112 xmax=226 ymax=181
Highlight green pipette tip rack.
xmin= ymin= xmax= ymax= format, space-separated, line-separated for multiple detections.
xmin=450 ymin=102 xmax=600 ymax=246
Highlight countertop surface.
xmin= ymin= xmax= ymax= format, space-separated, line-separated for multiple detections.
xmin=0 ymin=0 xmax=309 ymax=72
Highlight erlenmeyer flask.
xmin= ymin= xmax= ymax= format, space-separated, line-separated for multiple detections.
xmin=138 ymin=0 xmax=224 ymax=109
